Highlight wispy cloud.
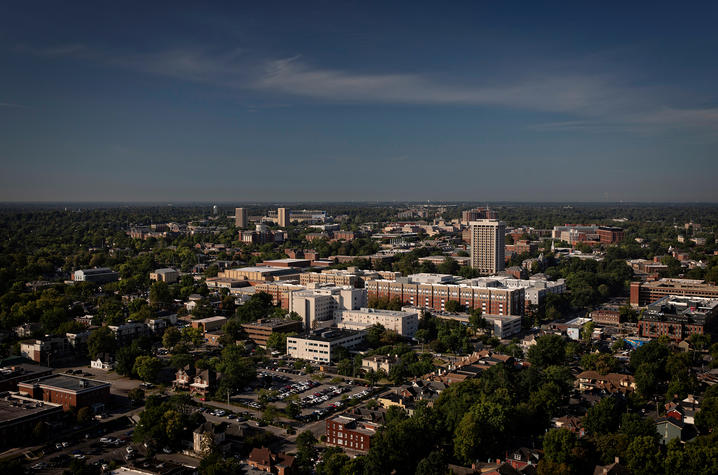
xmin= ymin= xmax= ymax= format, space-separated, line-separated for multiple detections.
xmin=0 ymin=102 xmax=25 ymax=108
xmin=19 ymin=44 xmax=718 ymax=131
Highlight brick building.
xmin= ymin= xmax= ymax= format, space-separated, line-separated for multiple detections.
xmin=637 ymin=295 xmax=718 ymax=341
xmin=241 ymin=318 xmax=303 ymax=347
xmin=325 ymin=415 xmax=378 ymax=453
xmin=0 ymin=394 xmax=64 ymax=449
xmin=0 ymin=364 xmax=53 ymax=391
xmin=17 ymin=374 xmax=111 ymax=411
xmin=590 ymin=309 xmax=622 ymax=326
xmin=597 ymin=226 xmax=625 ymax=244
xmin=366 ymin=278 xmax=524 ymax=316
xmin=630 ymin=279 xmax=718 ymax=307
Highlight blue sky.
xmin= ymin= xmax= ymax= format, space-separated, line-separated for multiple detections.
xmin=1 ymin=1 xmax=717 ymax=202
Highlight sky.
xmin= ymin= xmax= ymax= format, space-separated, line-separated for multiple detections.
xmin=1 ymin=1 xmax=717 ymax=203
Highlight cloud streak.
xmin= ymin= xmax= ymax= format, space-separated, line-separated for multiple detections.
xmin=20 ymin=44 xmax=718 ymax=131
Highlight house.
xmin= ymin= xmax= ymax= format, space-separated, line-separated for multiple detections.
xmin=90 ymin=354 xmax=114 ymax=371
xmin=190 ymin=369 xmax=219 ymax=398
xmin=553 ymin=415 xmax=586 ymax=438
xmin=593 ymin=458 xmax=630 ymax=475
xmin=656 ymin=418 xmax=684 ymax=445
xmin=575 ymin=371 xmax=636 ymax=394
xmin=193 ymin=421 xmax=226 ymax=455
xmin=248 ymin=447 xmax=295 ymax=475
xmin=173 ymin=365 xmax=197 ymax=391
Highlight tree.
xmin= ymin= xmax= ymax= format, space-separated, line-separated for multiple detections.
xmin=415 ymin=451 xmax=447 ymax=475
xmin=542 ymin=428 xmax=577 ymax=465
xmin=583 ymin=396 xmax=624 ymax=435
xmin=444 ymin=300 xmax=463 ymax=313
xmin=128 ymin=388 xmax=145 ymax=407
xmin=162 ymin=326 xmax=181 ymax=349
xmin=625 ymin=435 xmax=661 ymax=475
xmin=149 ymin=281 xmax=172 ymax=308
xmin=87 ymin=326 xmax=117 ymax=359
xmin=527 ymin=334 xmax=566 ymax=368
xmin=216 ymin=345 xmax=256 ymax=397
xmin=77 ymin=406 xmax=93 ymax=424
xmin=454 ymin=400 xmax=508 ymax=463
xmin=133 ymin=355 xmax=163 ymax=382
xmin=695 ymin=395 xmax=718 ymax=434
xmin=295 ymin=430 xmax=318 ymax=473
xmin=581 ymin=321 xmax=595 ymax=344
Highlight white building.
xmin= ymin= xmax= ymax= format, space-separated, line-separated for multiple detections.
xmin=335 ymin=307 xmax=419 ymax=337
xmin=287 ymin=329 xmax=366 ymax=363
xmin=483 ymin=315 xmax=522 ymax=339
xmin=149 ymin=268 xmax=180 ymax=284
xmin=288 ymin=285 xmax=367 ymax=330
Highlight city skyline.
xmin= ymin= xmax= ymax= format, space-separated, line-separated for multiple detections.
xmin=1 ymin=2 xmax=717 ymax=202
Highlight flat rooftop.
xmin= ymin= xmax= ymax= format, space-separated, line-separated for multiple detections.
xmin=294 ymin=328 xmax=365 ymax=343
xmin=0 ymin=364 xmax=52 ymax=380
xmin=19 ymin=374 xmax=110 ymax=391
xmin=0 ymin=394 xmax=63 ymax=422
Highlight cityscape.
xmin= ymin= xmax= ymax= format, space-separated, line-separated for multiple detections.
xmin=2 ymin=2 xmax=718 ymax=475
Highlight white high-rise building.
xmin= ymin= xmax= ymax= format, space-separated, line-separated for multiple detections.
xmin=470 ymin=219 xmax=506 ymax=275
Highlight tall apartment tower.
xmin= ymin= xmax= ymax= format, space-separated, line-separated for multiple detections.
xmin=470 ymin=219 xmax=506 ymax=275
xmin=278 ymin=207 xmax=289 ymax=227
xmin=235 ymin=207 xmax=247 ymax=228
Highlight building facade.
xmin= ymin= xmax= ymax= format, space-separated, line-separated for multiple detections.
xmin=366 ymin=278 xmax=524 ymax=316
xmin=335 ymin=307 xmax=419 ymax=337
xmin=287 ymin=329 xmax=366 ymax=363
xmin=235 ymin=207 xmax=248 ymax=228
xmin=470 ymin=219 xmax=506 ymax=274
xmin=17 ymin=374 xmax=111 ymax=411
xmin=630 ymin=279 xmax=718 ymax=307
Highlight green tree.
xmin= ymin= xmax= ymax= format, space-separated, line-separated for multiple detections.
xmin=133 ymin=355 xmax=163 ymax=382
xmin=453 ymin=400 xmax=508 ymax=463
xmin=87 ymin=326 xmax=117 ymax=359
xmin=149 ymin=281 xmax=172 ymax=308
xmin=625 ymin=435 xmax=661 ymax=475
xmin=542 ymin=428 xmax=577 ymax=465
xmin=162 ymin=326 xmax=182 ymax=348
xmin=583 ymin=396 xmax=624 ymax=435
xmin=527 ymin=334 xmax=566 ymax=368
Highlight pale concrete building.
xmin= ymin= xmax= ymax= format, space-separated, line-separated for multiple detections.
xmin=287 ymin=329 xmax=366 ymax=363
xmin=278 ymin=207 xmax=289 ymax=227
xmin=470 ymin=219 xmax=506 ymax=275
xmin=235 ymin=207 xmax=248 ymax=228
xmin=335 ymin=307 xmax=419 ymax=337
xmin=483 ymin=314 xmax=522 ymax=339
xmin=149 ymin=268 xmax=179 ymax=284
xmin=288 ymin=285 xmax=367 ymax=330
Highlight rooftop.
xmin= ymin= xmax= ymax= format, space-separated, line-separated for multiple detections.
xmin=18 ymin=374 xmax=110 ymax=392
xmin=0 ymin=393 xmax=63 ymax=422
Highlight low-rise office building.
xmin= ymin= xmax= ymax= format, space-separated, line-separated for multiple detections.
xmin=218 ymin=266 xmax=299 ymax=282
xmin=335 ymin=307 xmax=419 ymax=337
xmin=149 ymin=268 xmax=180 ymax=284
xmin=287 ymin=329 xmax=366 ymax=363
xmin=638 ymin=295 xmax=718 ymax=341
xmin=0 ymin=394 xmax=64 ymax=449
xmin=288 ymin=285 xmax=367 ymax=330
xmin=73 ymin=267 xmax=120 ymax=284
xmin=630 ymin=279 xmax=718 ymax=307
xmin=325 ymin=415 xmax=377 ymax=453
xmin=241 ymin=319 xmax=303 ymax=347
xmin=191 ymin=316 xmax=228 ymax=333
xmin=0 ymin=364 xmax=53 ymax=391
xmin=17 ymin=374 xmax=111 ymax=411
xmin=483 ymin=314 xmax=522 ymax=339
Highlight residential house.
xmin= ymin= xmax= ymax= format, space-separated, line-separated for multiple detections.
xmin=247 ymin=447 xmax=296 ymax=475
